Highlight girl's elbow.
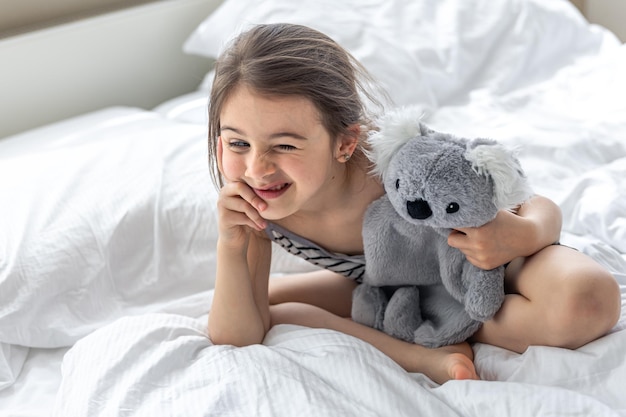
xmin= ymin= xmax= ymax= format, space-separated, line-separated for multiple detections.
xmin=208 ymin=329 xmax=265 ymax=347
xmin=208 ymin=319 xmax=266 ymax=347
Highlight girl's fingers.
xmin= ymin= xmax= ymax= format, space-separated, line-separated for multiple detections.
xmin=223 ymin=209 xmax=266 ymax=231
xmin=225 ymin=181 xmax=267 ymax=212
xmin=219 ymin=182 xmax=268 ymax=230
xmin=447 ymin=229 xmax=469 ymax=250
xmin=219 ymin=197 xmax=266 ymax=230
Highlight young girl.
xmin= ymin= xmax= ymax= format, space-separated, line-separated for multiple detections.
xmin=207 ymin=23 xmax=621 ymax=384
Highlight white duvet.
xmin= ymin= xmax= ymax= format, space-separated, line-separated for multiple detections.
xmin=52 ymin=309 xmax=626 ymax=417
xmin=2 ymin=0 xmax=626 ymax=416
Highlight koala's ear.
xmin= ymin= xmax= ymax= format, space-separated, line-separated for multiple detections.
xmin=366 ymin=106 xmax=429 ymax=180
xmin=465 ymin=141 xmax=534 ymax=210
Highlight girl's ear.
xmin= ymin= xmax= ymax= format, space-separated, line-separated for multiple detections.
xmin=335 ymin=124 xmax=360 ymax=161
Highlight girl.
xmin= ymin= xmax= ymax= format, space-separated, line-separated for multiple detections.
xmin=207 ymin=23 xmax=621 ymax=384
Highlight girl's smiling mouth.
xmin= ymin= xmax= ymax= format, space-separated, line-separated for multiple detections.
xmin=253 ymin=183 xmax=291 ymax=199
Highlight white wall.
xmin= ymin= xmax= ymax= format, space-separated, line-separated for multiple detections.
xmin=0 ymin=0 xmax=153 ymax=37
xmin=584 ymin=0 xmax=626 ymax=42
xmin=0 ymin=0 xmax=219 ymax=139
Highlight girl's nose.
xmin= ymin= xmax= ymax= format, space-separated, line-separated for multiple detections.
xmin=245 ymin=152 xmax=276 ymax=179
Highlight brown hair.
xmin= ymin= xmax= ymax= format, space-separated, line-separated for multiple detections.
xmin=207 ymin=23 xmax=385 ymax=188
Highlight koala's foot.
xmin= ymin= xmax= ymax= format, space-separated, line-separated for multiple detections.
xmin=414 ymin=319 xmax=482 ymax=348
xmin=413 ymin=321 xmax=445 ymax=348
xmin=414 ymin=284 xmax=482 ymax=347
xmin=382 ymin=286 xmax=423 ymax=343
xmin=465 ymin=267 xmax=506 ymax=322
xmin=351 ymin=284 xmax=388 ymax=330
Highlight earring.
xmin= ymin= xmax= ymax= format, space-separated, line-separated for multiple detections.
xmin=343 ymin=153 xmax=351 ymax=162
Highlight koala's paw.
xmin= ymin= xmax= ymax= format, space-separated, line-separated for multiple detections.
xmin=382 ymin=286 xmax=423 ymax=343
xmin=351 ymin=284 xmax=388 ymax=330
xmin=413 ymin=321 xmax=445 ymax=349
xmin=465 ymin=269 xmax=505 ymax=322
xmin=413 ymin=319 xmax=482 ymax=349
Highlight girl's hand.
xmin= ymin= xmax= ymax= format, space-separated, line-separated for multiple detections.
xmin=217 ymin=180 xmax=268 ymax=247
xmin=447 ymin=209 xmax=536 ymax=270
xmin=211 ymin=179 xmax=273 ymax=347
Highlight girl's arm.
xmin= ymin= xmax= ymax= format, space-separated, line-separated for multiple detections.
xmin=210 ymin=232 xmax=272 ymax=346
xmin=209 ymin=181 xmax=272 ymax=346
xmin=448 ymin=194 xmax=562 ymax=270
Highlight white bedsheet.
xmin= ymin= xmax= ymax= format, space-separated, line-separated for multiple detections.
xmin=0 ymin=347 xmax=67 ymax=417
xmin=2 ymin=0 xmax=626 ymax=415
xmin=52 ymin=295 xmax=626 ymax=417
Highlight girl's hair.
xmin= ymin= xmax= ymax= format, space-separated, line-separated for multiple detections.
xmin=207 ymin=23 xmax=385 ymax=188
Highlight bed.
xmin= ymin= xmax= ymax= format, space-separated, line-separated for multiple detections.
xmin=1 ymin=0 xmax=625 ymax=415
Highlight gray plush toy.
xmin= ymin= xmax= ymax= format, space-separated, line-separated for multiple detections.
xmin=351 ymin=107 xmax=534 ymax=348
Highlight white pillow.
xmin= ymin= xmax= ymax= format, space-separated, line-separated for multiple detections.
xmin=0 ymin=108 xmax=218 ymax=350
xmin=183 ymin=0 xmax=615 ymax=108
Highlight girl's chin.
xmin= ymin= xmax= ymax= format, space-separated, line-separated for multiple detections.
xmin=259 ymin=203 xmax=297 ymax=222
xmin=259 ymin=209 xmax=283 ymax=221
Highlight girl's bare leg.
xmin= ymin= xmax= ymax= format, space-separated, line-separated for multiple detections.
xmin=269 ymin=270 xmax=478 ymax=384
xmin=269 ymin=270 xmax=357 ymax=317
xmin=270 ymin=302 xmax=477 ymax=384
xmin=471 ymin=245 xmax=621 ymax=352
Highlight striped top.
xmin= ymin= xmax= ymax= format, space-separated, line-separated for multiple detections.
xmin=265 ymin=222 xmax=365 ymax=282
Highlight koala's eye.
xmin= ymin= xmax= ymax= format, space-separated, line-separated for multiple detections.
xmin=446 ymin=202 xmax=460 ymax=214
xmin=395 ymin=179 xmax=400 ymax=190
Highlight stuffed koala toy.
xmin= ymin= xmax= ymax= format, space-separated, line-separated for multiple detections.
xmin=351 ymin=107 xmax=534 ymax=348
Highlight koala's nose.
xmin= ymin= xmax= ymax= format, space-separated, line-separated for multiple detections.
xmin=407 ymin=198 xmax=432 ymax=220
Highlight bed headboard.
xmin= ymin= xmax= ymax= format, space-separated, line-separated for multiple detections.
xmin=0 ymin=0 xmax=223 ymax=139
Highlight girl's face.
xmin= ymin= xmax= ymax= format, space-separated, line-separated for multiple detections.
xmin=218 ymin=85 xmax=349 ymax=220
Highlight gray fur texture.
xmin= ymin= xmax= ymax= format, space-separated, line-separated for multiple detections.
xmin=352 ymin=107 xmax=534 ymax=348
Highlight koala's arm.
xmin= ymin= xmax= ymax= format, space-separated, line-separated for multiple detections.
xmin=438 ymin=243 xmax=505 ymax=322
xmin=462 ymin=264 xmax=506 ymax=322
xmin=448 ymin=195 xmax=562 ymax=270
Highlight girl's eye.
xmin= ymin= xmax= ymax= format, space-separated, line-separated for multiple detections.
xmin=227 ymin=140 xmax=249 ymax=150
xmin=277 ymin=144 xmax=297 ymax=151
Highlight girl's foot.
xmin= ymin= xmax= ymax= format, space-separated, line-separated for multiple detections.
xmin=444 ymin=352 xmax=479 ymax=381
xmin=420 ymin=343 xmax=479 ymax=384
